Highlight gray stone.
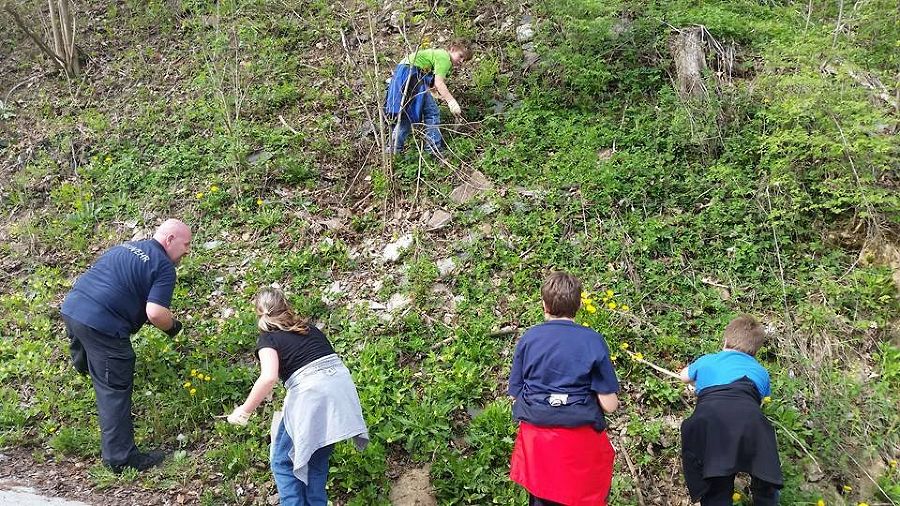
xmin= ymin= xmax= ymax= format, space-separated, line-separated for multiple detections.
xmin=386 ymin=293 xmax=412 ymax=312
xmin=381 ymin=234 xmax=414 ymax=263
xmin=516 ymin=23 xmax=535 ymax=42
xmin=321 ymin=281 xmax=344 ymax=305
xmin=203 ymin=240 xmax=223 ymax=250
xmin=449 ymin=170 xmax=494 ymax=204
xmin=523 ymin=51 xmax=540 ymax=70
xmin=389 ymin=10 xmax=404 ymax=28
xmin=436 ymin=257 xmax=456 ymax=278
xmin=426 ymin=210 xmax=452 ymax=230
xmin=247 ymin=150 xmax=273 ymax=164
xmin=320 ymin=218 xmax=343 ymax=231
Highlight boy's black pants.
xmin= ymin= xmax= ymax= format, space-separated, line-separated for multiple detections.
xmin=63 ymin=316 xmax=139 ymax=467
xmin=702 ymin=475 xmax=779 ymax=506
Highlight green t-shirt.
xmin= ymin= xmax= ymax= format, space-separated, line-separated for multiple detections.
xmin=401 ymin=48 xmax=452 ymax=78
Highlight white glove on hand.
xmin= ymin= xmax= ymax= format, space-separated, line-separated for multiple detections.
xmin=226 ymin=407 xmax=251 ymax=426
xmin=447 ymin=99 xmax=462 ymax=116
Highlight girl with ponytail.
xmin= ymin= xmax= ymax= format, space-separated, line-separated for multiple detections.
xmin=226 ymin=286 xmax=368 ymax=505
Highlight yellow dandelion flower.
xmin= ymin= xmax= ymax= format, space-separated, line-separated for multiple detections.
xmin=210 ymin=185 xmax=219 ymax=193
xmin=607 ymin=302 xmax=617 ymax=310
xmin=610 ymin=354 xmax=618 ymax=362
xmin=104 ymin=156 xmax=112 ymax=163
xmin=204 ymin=375 xmax=211 ymax=381
xmin=586 ymin=303 xmax=597 ymax=314
xmin=257 ymin=198 xmax=264 ymax=206
xmin=890 ymin=459 xmax=897 ymax=468
xmin=621 ymin=305 xmax=630 ymax=311
xmin=606 ymin=289 xmax=614 ymax=297
xmin=762 ymin=396 xmax=772 ymax=405
xmin=190 ymin=369 xmax=197 ymax=377
xmin=817 ymin=499 xmax=825 ymax=506
xmin=49 ymin=426 xmax=57 ymax=433
xmin=732 ymin=491 xmax=741 ymax=503
xmin=189 ymin=388 xmax=197 ymax=396
xmin=183 ymin=381 xmax=191 ymax=388
xmin=858 ymin=503 xmax=869 ymax=506
xmin=581 ymin=291 xmax=590 ymax=299
xmin=619 ymin=342 xmax=629 ymax=350
xmin=196 ymin=192 xmax=204 ymax=199
xmin=843 ymin=485 xmax=852 ymax=493
xmin=633 ymin=352 xmax=644 ymax=361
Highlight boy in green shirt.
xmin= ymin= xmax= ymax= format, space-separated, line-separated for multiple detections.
xmin=385 ymin=40 xmax=473 ymax=154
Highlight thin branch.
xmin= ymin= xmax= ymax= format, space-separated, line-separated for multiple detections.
xmin=844 ymin=448 xmax=897 ymax=506
xmin=615 ymin=435 xmax=647 ymax=506
xmin=764 ymin=184 xmax=794 ymax=341
xmin=832 ymin=0 xmax=844 ymax=47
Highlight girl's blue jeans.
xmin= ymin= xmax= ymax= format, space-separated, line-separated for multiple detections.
xmin=271 ymin=419 xmax=335 ymax=506
xmin=392 ymin=93 xmax=443 ymax=154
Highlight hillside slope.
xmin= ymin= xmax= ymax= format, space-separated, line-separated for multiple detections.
xmin=1 ymin=0 xmax=898 ymax=504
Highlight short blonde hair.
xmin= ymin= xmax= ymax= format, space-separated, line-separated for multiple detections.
xmin=723 ymin=315 xmax=766 ymax=355
xmin=255 ymin=287 xmax=309 ymax=334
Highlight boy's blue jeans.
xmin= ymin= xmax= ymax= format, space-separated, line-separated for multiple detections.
xmin=271 ymin=420 xmax=335 ymax=506
xmin=392 ymin=93 xmax=442 ymax=153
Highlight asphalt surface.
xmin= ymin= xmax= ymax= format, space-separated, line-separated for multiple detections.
xmin=0 ymin=487 xmax=91 ymax=506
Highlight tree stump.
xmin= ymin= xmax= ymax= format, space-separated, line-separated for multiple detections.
xmin=669 ymin=27 xmax=707 ymax=100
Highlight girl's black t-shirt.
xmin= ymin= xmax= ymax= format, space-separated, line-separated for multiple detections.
xmin=255 ymin=325 xmax=335 ymax=382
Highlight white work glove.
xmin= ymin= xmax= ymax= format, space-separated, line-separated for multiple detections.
xmin=447 ymin=99 xmax=462 ymax=116
xmin=226 ymin=407 xmax=251 ymax=426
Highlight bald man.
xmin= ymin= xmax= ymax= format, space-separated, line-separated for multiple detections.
xmin=61 ymin=219 xmax=192 ymax=473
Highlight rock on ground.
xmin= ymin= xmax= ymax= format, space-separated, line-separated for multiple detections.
xmin=449 ymin=170 xmax=494 ymax=205
xmin=382 ymin=234 xmax=414 ymax=263
xmin=389 ymin=466 xmax=437 ymax=506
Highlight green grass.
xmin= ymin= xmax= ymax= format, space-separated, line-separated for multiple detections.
xmin=1 ymin=0 xmax=899 ymax=504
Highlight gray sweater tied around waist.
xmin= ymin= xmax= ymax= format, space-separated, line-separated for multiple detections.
xmin=274 ymin=353 xmax=369 ymax=483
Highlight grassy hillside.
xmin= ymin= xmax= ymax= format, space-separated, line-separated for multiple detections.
xmin=1 ymin=0 xmax=898 ymax=504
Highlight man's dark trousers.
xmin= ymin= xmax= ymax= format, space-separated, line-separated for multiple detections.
xmin=63 ymin=316 xmax=139 ymax=467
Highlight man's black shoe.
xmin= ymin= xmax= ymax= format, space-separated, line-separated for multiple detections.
xmin=109 ymin=450 xmax=166 ymax=473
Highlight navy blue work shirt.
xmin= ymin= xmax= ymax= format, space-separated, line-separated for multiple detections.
xmin=508 ymin=319 xmax=619 ymax=398
xmin=61 ymin=239 xmax=176 ymax=339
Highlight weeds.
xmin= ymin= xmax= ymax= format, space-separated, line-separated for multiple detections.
xmin=0 ymin=0 xmax=898 ymax=503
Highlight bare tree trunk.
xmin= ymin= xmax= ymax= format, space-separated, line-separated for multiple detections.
xmin=3 ymin=0 xmax=80 ymax=78
xmin=48 ymin=0 xmax=63 ymax=56
xmin=57 ymin=0 xmax=79 ymax=76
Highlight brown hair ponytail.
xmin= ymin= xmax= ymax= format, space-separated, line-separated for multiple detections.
xmin=255 ymin=287 xmax=309 ymax=334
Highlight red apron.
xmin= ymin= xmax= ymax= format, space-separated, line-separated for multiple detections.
xmin=510 ymin=422 xmax=615 ymax=506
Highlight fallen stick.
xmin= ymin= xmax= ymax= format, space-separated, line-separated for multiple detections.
xmin=626 ymin=351 xmax=682 ymax=381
